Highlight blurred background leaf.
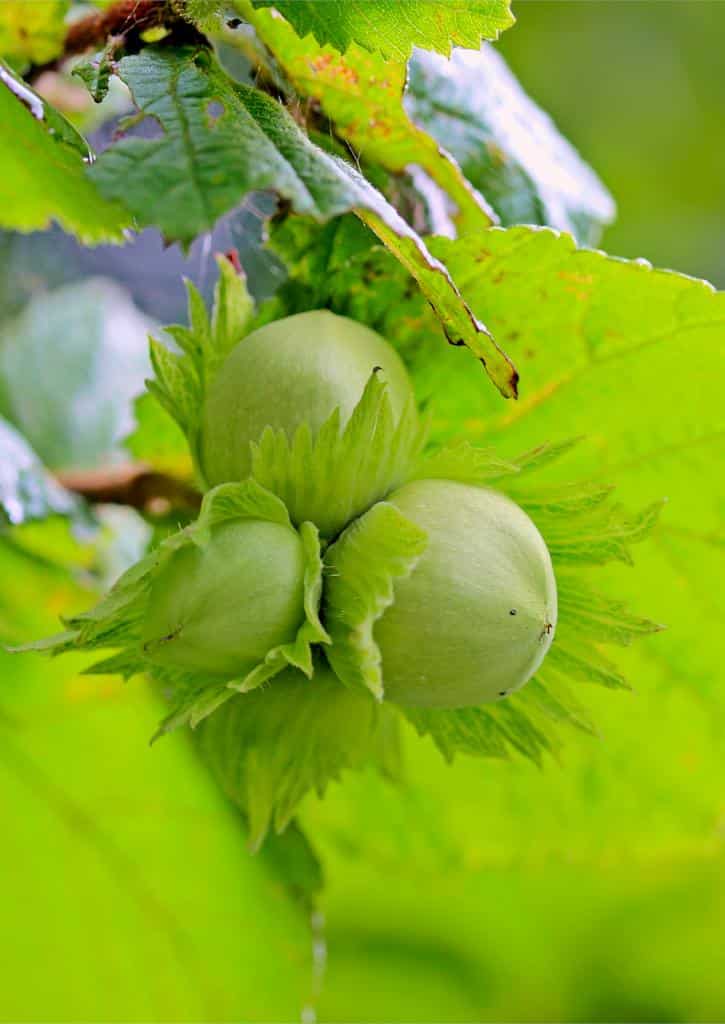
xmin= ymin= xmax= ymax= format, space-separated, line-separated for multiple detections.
xmin=0 ymin=277 xmax=152 ymax=470
xmin=405 ymin=45 xmax=615 ymax=244
xmin=0 ymin=416 xmax=81 ymax=526
xmin=497 ymin=0 xmax=725 ymax=287
xmin=0 ymin=0 xmax=68 ymax=68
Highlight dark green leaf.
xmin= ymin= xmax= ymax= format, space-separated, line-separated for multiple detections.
xmin=92 ymin=46 xmax=518 ymax=397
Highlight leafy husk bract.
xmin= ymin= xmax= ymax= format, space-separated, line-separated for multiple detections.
xmin=15 ymin=479 xmax=329 ymax=736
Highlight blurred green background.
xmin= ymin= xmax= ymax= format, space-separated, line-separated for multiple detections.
xmin=2 ymin=3 xmax=725 ymax=1022
xmin=500 ymin=0 xmax=725 ymax=286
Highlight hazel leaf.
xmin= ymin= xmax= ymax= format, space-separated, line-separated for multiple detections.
xmin=92 ymin=46 xmax=518 ymax=398
xmin=248 ymin=0 xmax=514 ymax=60
xmin=0 ymin=60 xmax=128 ymax=242
xmin=237 ymin=2 xmax=496 ymax=234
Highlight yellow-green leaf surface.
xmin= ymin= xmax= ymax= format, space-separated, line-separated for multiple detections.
xmin=0 ymin=62 xmax=128 ymax=242
xmin=278 ymin=225 xmax=725 ymax=1020
xmin=250 ymin=0 xmax=514 ymax=60
xmin=237 ymin=2 xmax=496 ymax=234
xmin=1 ymin=544 xmax=313 ymax=1021
xmin=0 ymin=0 xmax=68 ymax=66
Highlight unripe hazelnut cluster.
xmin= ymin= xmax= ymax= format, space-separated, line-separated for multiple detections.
xmin=143 ymin=310 xmax=557 ymax=709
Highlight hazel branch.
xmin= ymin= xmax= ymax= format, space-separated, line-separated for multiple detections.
xmin=56 ymin=463 xmax=201 ymax=518
xmin=28 ymin=0 xmax=207 ymax=80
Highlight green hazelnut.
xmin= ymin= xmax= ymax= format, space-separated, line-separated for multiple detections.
xmin=142 ymin=518 xmax=306 ymax=676
xmin=373 ymin=478 xmax=557 ymax=707
xmin=200 ymin=310 xmax=415 ymax=486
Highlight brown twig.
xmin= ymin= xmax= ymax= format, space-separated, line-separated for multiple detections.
xmin=57 ymin=463 xmax=201 ymax=518
xmin=64 ymin=0 xmax=164 ymax=56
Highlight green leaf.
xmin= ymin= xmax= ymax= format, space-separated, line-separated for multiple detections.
xmin=0 ymin=0 xmax=68 ymax=66
xmin=0 ymin=416 xmax=81 ymax=527
xmin=200 ymin=662 xmax=392 ymax=849
xmin=237 ymin=3 xmax=496 ymax=234
xmin=250 ymin=370 xmax=426 ymax=538
xmin=92 ymin=46 xmax=518 ymax=397
xmin=405 ymin=47 xmax=615 ymax=245
xmin=250 ymin=0 xmax=514 ymax=59
xmin=419 ymin=227 xmax=725 ymax=457
xmin=0 ymin=278 xmax=152 ymax=471
xmin=323 ymin=501 xmax=429 ymax=701
xmin=0 ymin=61 xmax=128 ymax=242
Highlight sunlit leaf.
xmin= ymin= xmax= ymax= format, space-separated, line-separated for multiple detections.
xmin=0 ymin=61 xmax=128 ymax=242
xmin=250 ymin=0 xmax=514 ymax=59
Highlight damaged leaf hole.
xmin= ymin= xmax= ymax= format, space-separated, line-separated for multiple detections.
xmin=207 ymin=99 xmax=226 ymax=126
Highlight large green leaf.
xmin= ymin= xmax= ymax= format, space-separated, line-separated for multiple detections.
xmin=0 ymin=278 xmax=152 ymax=470
xmin=89 ymin=45 xmax=518 ymax=397
xmin=0 ymin=542 xmax=314 ymax=1021
xmin=0 ymin=61 xmax=128 ymax=243
xmin=405 ymin=46 xmax=615 ymax=245
xmin=236 ymin=2 xmax=496 ymax=234
xmin=250 ymin=0 xmax=514 ymax=59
